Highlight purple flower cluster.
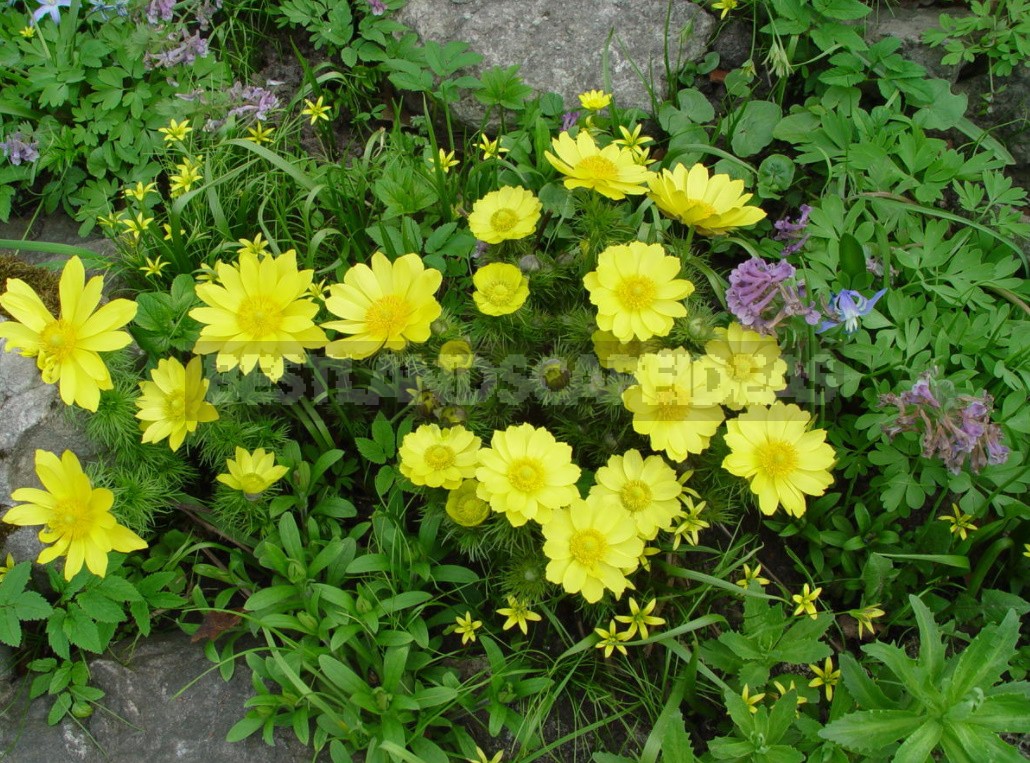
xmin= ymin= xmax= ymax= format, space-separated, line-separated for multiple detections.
xmin=367 ymin=0 xmax=386 ymax=15
xmin=0 ymin=132 xmax=40 ymax=166
xmin=561 ymin=111 xmax=580 ymax=132
xmin=773 ymin=204 xmax=812 ymax=257
xmin=145 ymin=29 xmax=209 ymax=69
xmin=225 ymin=82 xmax=281 ymax=123
xmin=726 ymin=257 xmax=820 ymax=334
xmin=880 ymin=370 xmax=1010 ymax=474
xmin=146 ymin=0 xmax=175 ymax=23
xmin=195 ymin=0 xmax=222 ymax=30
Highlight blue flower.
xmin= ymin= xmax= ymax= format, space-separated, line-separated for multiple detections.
xmin=817 ymin=288 xmax=886 ymax=334
xmin=32 ymin=0 xmax=71 ymax=25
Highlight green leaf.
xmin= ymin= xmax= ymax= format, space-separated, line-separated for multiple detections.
xmin=838 ymin=232 xmax=866 ymax=285
xmin=63 ymin=606 xmax=103 ymax=653
xmin=278 ymin=513 xmax=304 ymax=561
xmin=909 ymin=595 xmax=944 ymax=678
xmin=839 ymin=653 xmax=892 ymax=709
xmin=47 ymin=693 xmax=73 ymax=726
xmin=893 ymin=720 xmax=942 ymax=763
xmin=355 ymin=438 xmax=387 ymax=465
xmin=944 ymin=610 xmax=1020 ymax=705
xmin=0 ymin=608 xmax=22 ymax=647
xmin=74 ymin=591 xmax=123 ymax=624
xmin=226 ymin=714 xmax=265 ymax=743
xmin=244 ymin=585 xmax=299 ymax=612
xmin=819 ymin=709 xmax=923 ymax=751
xmin=729 ymin=101 xmax=782 ymax=157
xmin=370 ymin=413 xmax=395 ymax=456
xmin=0 ymin=562 xmax=32 ymax=603
xmin=941 ymin=721 xmax=1025 ymax=763
xmin=318 ymin=655 xmax=364 ymax=694
xmin=970 ymin=693 xmax=1030 ymax=733
xmin=413 ymin=685 xmax=458 ymax=709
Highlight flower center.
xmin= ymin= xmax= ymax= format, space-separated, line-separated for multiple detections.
xmin=237 ymin=295 xmax=283 ymax=338
xmin=615 ymin=276 xmax=656 ymax=310
xmin=49 ymin=498 xmax=90 ymax=539
xmin=507 ymin=458 xmax=545 ymax=493
xmin=239 ymin=473 xmax=269 ymax=494
xmin=163 ymin=392 xmax=187 ymax=420
xmin=455 ymin=496 xmax=488 ymax=526
xmin=489 ymin=208 xmax=520 ymax=233
xmin=364 ymin=294 xmax=411 ymax=338
xmin=683 ymin=199 xmax=718 ymax=218
xmin=569 ymin=529 xmax=608 ymax=567
xmin=424 ymin=444 xmax=456 ymax=470
xmin=654 ymin=387 xmax=691 ymax=421
xmin=757 ymin=440 xmax=799 ymax=478
xmin=39 ymin=320 xmax=77 ymax=363
xmin=578 ymin=155 xmax=618 ymax=180
xmin=620 ymin=480 xmax=653 ymax=512
xmin=484 ymin=282 xmax=513 ymax=305
xmin=729 ymin=354 xmax=755 ymax=380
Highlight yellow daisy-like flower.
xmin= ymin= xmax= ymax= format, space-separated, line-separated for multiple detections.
xmin=0 ymin=256 xmax=136 ymax=411
xmin=189 ymin=249 xmax=328 ymax=381
xmin=808 ymin=657 xmax=841 ymax=701
xmin=467 ymin=186 xmax=542 ymax=244
xmin=244 ymin=122 xmax=274 ymax=145
xmin=578 ymin=89 xmax=612 ymax=110
xmin=135 ymin=356 xmax=219 ymax=451
xmin=544 ymin=131 xmax=652 ymax=200
xmin=139 ymin=256 xmax=169 ymax=279
xmin=622 ymin=349 xmax=725 ymax=462
xmin=445 ymin=479 xmax=491 ymax=527
xmin=398 ymin=423 xmax=481 ymax=490
xmin=497 ymin=596 xmax=542 ymax=635
xmin=590 ymin=449 xmax=682 ymax=540
xmin=614 ymin=597 xmax=665 ymax=640
xmin=704 ymin=322 xmax=788 ymax=410
xmin=236 ymin=233 xmax=270 ymax=258
xmin=647 ymin=163 xmax=766 ymax=235
xmin=477 ymin=134 xmax=508 ymax=160
xmin=323 ymin=251 xmax=443 ymax=360
xmin=584 ymin=241 xmax=695 ymax=342
xmin=158 ymin=118 xmax=192 ymax=144
xmin=542 ymin=496 xmax=643 ymax=603
xmin=472 ymin=262 xmax=529 ymax=316
xmin=939 ymin=503 xmax=978 ymax=541
xmin=438 ymin=339 xmax=474 ymax=371
xmin=216 ymin=447 xmax=289 ymax=496
xmin=594 ymin=619 xmax=632 ymax=658
xmin=791 ymin=583 xmax=822 ymax=619
xmin=123 ymin=181 xmax=158 ymax=203
xmin=591 ymin=329 xmax=659 ymax=374
xmin=3 ymin=450 xmax=147 ymax=580
xmin=475 ymin=423 xmax=581 ymax=527
xmin=430 ymin=148 xmax=459 ymax=173
xmin=721 ymin=402 xmax=835 ymax=518
xmin=453 ymin=611 xmax=482 ymax=645
xmin=301 ymin=96 xmax=331 ymax=124
xmin=20 ymin=26 xmax=36 ymax=38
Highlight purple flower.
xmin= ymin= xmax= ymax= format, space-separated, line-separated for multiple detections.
xmin=0 ymin=132 xmax=40 ymax=166
xmin=561 ymin=111 xmax=580 ymax=132
xmin=367 ymin=0 xmax=386 ymax=14
xmin=816 ymin=288 xmax=886 ymax=334
xmin=195 ymin=0 xmax=222 ymax=30
xmin=146 ymin=0 xmax=175 ymax=23
xmin=773 ymin=204 xmax=812 ymax=257
xmin=225 ymin=82 xmax=281 ymax=123
xmin=726 ymin=257 xmax=795 ymax=329
xmin=32 ymin=0 xmax=70 ymax=25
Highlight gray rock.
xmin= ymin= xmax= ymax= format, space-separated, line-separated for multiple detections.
xmin=397 ymin=0 xmax=715 ymax=125
xmin=865 ymin=5 xmax=964 ymax=82
xmin=0 ymin=632 xmax=314 ymax=762
xmin=1 ymin=526 xmax=45 ymax=567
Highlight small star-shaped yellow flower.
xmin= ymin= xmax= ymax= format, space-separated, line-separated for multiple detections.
xmin=139 ymin=256 xmax=169 ymax=278
xmin=614 ymin=597 xmax=665 ymax=640
xmin=594 ymin=620 xmax=632 ymax=658
xmin=477 ymin=134 xmax=508 ymax=160
xmin=808 ymin=657 xmax=841 ymax=701
xmin=236 ymin=233 xmax=270 ymax=258
xmin=245 ymin=122 xmax=275 ymax=145
xmin=430 ymin=148 xmax=459 ymax=173
xmin=466 ymin=747 xmax=503 ymax=763
xmin=791 ymin=583 xmax=822 ymax=620
xmin=496 ymin=597 xmax=542 ymax=636
xmin=301 ymin=96 xmax=331 ymax=125
xmin=852 ymin=603 xmax=886 ymax=639
xmin=741 ymin=684 xmax=765 ymax=714
xmin=736 ymin=563 xmax=771 ymax=588
xmin=939 ymin=503 xmax=977 ymax=541
xmin=158 ymin=118 xmax=192 ymax=144
xmin=453 ymin=611 xmax=483 ymax=645
xmin=121 ymin=212 xmax=154 ymax=240
xmin=123 ymin=181 xmax=158 ymax=203
xmin=20 ymin=26 xmax=36 ymax=39
xmin=712 ymin=0 xmax=739 ymax=19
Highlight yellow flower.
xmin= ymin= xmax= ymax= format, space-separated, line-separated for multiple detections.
xmin=712 ymin=0 xmax=739 ymax=19
xmin=647 ymin=163 xmax=766 ymax=235
xmin=545 ymin=131 xmax=652 ymax=200
xmin=430 ymin=148 xmax=459 ymax=173
xmin=468 ymin=186 xmax=542 ymax=244
xmin=614 ymin=597 xmax=665 ymax=640
xmin=477 ymin=134 xmax=508 ymax=160
xmin=852 ymin=603 xmax=886 ymax=639
xmin=475 ymin=423 xmax=581 ymax=527
xmin=591 ymin=329 xmax=659 ymax=374
xmin=578 ymin=89 xmax=612 ymax=110
xmin=398 ymin=423 xmax=481 ymax=490
xmin=19 ymin=26 xmax=36 ymax=38
xmin=158 ymin=118 xmax=192 ymax=143
xmin=3 ymin=450 xmax=147 ymax=580
xmin=622 ymin=349 xmax=725 ymax=462
xmin=453 ymin=611 xmax=482 ymax=645
xmin=542 ymin=496 xmax=643 ymax=603
xmin=323 ymin=251 xmax=443 ymax=360
xmin=467 ymin=747 xmax=503 ymax=763
xmin=704 ymin=322 xmax=788 ymax=410
xmin=135 ymin=356 xmax=218 ymax=451
xmin=939 ymin=503 xmax=977 ymax=541
xmin=791 ymin=583 xmax=822 ymax=620
xmin=445 ymin=479 xmax=491 ymax=527
xmin=722 ymin=402 xmax=835 ymax=518
xmin=301 ymin=96 xmax=331 ymax=124
xmin=736 ymin=563 xmax=770 ymax=588
xmin=195 ymin=263 xmax=219 ymax=284
xmin=1023 ymin=543 xmax=1030 ymax=558
xmin=808 ymin=657 xmax=841 ymax=701
xmin=0 ymin=256 xmax=136 ymax=411
xmin=236 ymin=233 xmax=270 ymax=258
xmin=638 ymin=545 xmax=660 ymax=571
xmin=670 ymin=496 xmax=710 ymax=549
xmin=584 ymin=241 xmax=695 ymax=342
xmin=497 ymin=596 xmax=542 ymax=635
xmin=190 ymin=249 xmax=328 ymax=381
xmin=306 ymin=278 xmax=329 ymax=301
xmin=244 ymin=122 xmax=274 ymax=145
xmin=772 ymin=679 xmax=809 ymax=708
xmin=590 ymin=449 xmax=682 ymax=540
xmin=169 ymin=156 xmax=203 ymax=197
xmin=139 ymin=256 xmax=169 ymax=278
xmin=594 ymin=619 xmax=632 ymax=658
xmin=612 ymin=124 xmax=653 ymax=157
xmin=741 ymin=684 xmax=765 ymax=714
xmin=472 ymin=262 xmax=529 ymax=316
xmin=98 ymin=211 xmax=125 ymax=231
xmin=438 ymin=339 xmax=474 ymax=371
xmin=162 ymin=224 xmax=185 ymax=241
xmin=121 ymin=212 xmax=154 ymax=240
xmin=123 ymin=182 xmax=158 ymax=203
xmin=217 ymin=447 xmax=289 ymax=496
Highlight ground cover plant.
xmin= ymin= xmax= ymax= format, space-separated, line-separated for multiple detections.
xmin=0 ymin=0 xmax=1028 ymax=760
